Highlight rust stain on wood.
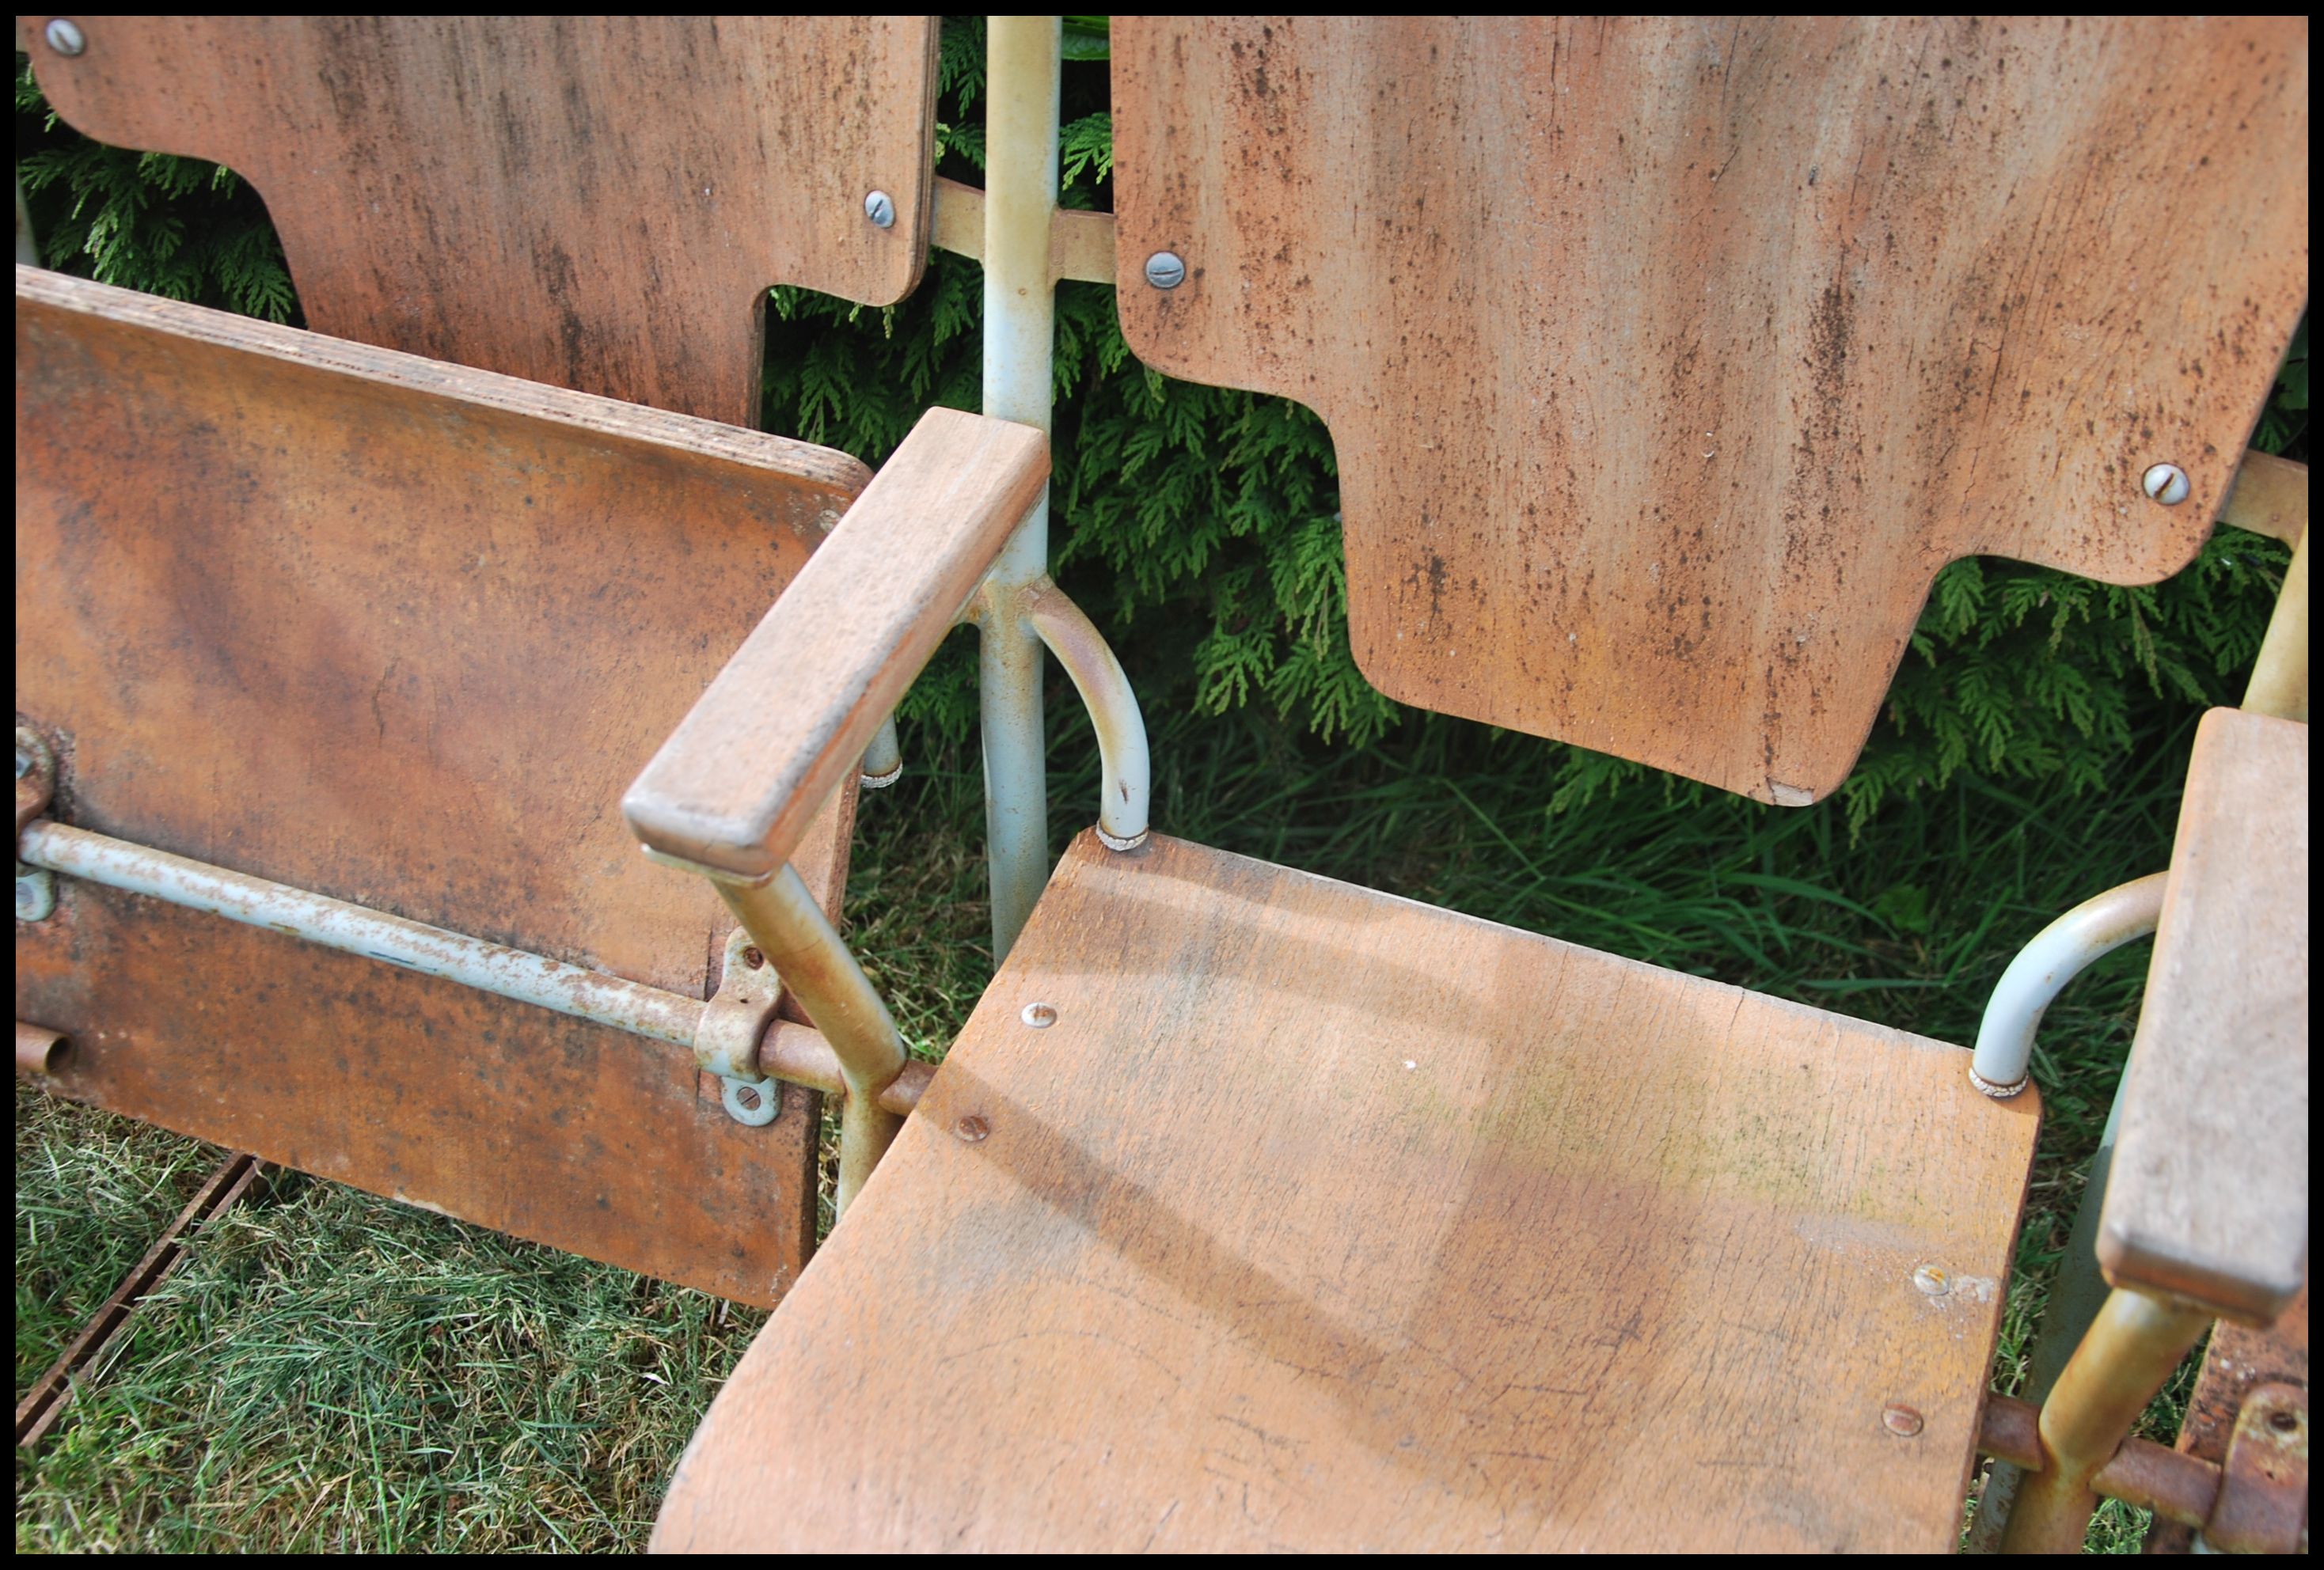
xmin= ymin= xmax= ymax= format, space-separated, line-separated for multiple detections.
xmin=25 ymin=15 xmax=939 ymax=425
xmin=1114 ymin=17 xmax=2309 ymax=802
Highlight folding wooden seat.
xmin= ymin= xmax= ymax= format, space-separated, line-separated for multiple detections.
xmin=16 ymin=14 xmax=2309 ymax=1555
xmin=632 ymin=17 xmax=2307 ymax=1552
xmin=16 ymin=16 xmax=941 ymax=1303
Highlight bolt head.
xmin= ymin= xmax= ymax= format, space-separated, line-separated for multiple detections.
xmin=1021 ymin=1001 xmax=1058 ymax=1029
xmin=741 ymin=946 xmax=766 ymax=970
xmin=1144 ymin=251 xmax=1187 ymax=290
xmin=863 ymin=189 xmax=896 ymax=229
xmin=1882 ymin=1403 xmax=1925 ymax=1437
xmin=2142 ymin=462 xmax=2190 ymax=506
xmin=44 ymin=17 xmax=85 ymax=55
xmin=954 ymin=1114 xmax=989 ymax=1143
xmin=1912 ymin=1265 xmax=1951 ymax=1296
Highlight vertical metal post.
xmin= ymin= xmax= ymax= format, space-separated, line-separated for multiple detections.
xmin=17 ymin=173 xmax=42 ymax=267
xmin=1998 ymin=1287 xmax=2212 ymax=1553
xmin=976 ymin=15 xmax=1061 ymax=963
xmin=2242 ymin=524 xmax=2308 ymax=722
xmin=716 ymin=866 xmax=908 ymax=1217
xmin=1965 ymin=1080 xmax=2133 ymax=1551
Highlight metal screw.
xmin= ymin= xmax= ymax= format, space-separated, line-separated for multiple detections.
xmin=863 ymin=190 xmax=896 ymax=229
xmin=741 ymin=946 xmax=765 ymax=970
xmin=1020 ymin=1001 xmax=1058 ymax=1029
xmin=954 ymin=1114 xmax=989 ymax=1143
xmin=2269 ymin=1408 xmax=2301 ymax=1435
xmin=1882 ymin=1404 xmax=1925 ymax=1438
xmin=1912 ymin=1265 xmax=1951 ymax=1297
xmin=44 ymin=18 xmax=85 ymax=55
xmin=2142 ymin=462 xmax=2190 ymax=506
xmin=1143 ymin=251 xmax=1187 ymax=290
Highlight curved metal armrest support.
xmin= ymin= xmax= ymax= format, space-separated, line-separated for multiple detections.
xmin=1020 ymin=577 xmax=1150 ymax=851
xmin=1969 ymin=873 xmax=2168 ymax=1098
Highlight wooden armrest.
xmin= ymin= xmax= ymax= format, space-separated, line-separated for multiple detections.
xmin=2099 ymin=708 xmax=2309 ymax=1324
xmin=624 ymin=408 xmax=1046 ymax=880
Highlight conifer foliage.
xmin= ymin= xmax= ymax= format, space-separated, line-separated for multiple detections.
xmin=17 ymin=25 xmax=2303 ymax=832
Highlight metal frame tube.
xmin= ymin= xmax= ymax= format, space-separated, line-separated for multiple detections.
xmin=1969 ymin=872 xmax=2167 ymax=1097
xmin=20 ymin=819 xmax=704 ymax=1046
xmin=1023 ymin=577 xmax=1150 ymax=851
xmin=976 ymin=14 xmax=1062 ymax=962
xmin=860 ymin=714 xmax=903 ymax=789
xmin=716 ymin=864 xmax=907 ymax=1214
xmin=1965 ymin=1075 xmax=2136 ymax=1550
xmin=1999 ymin=1288 xmax=2212 ymax=1553
xmin=2242 ymin=525 xmax=2308 ymax=721
xmin=17 ymin=173 xmax=40 ymax=267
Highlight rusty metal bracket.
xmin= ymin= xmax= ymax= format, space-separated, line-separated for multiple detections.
xmin=2203 ymin=1381 xmax=2307 ymax=1553
xmin=16 ymin=726 xmax=57 ymax=921
xmin=696 ymin=926 xmax=785 ymax=1126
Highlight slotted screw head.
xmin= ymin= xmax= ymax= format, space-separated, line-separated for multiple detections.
xmin=1882 ymin=1403 xmax=1925 ymax=1437
xmin=2142 ymin=462 xmax=2190 ymax=506
xmin=864 ymin=189 xmax=896 ymax=229
xmin=44 ymin=18 xmax=85 ymax=55
xmin=1144 ymin=251 xmax=1187 ymax=290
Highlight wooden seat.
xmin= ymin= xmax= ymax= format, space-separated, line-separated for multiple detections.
xmin=655 ymin=832 xmax=2038 ymax=1552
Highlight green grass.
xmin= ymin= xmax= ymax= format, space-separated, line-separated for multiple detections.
xmin=17 ymin=668 xmax=2216 ymax=1551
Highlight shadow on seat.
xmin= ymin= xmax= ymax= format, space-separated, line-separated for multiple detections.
xmin=656 ymin=832 xmax=2037 ymax=1552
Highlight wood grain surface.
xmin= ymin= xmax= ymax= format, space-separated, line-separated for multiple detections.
xmin=655 ymin=832 xmax=2041 ymax=1552
xmin=21 ymin=15 xmax=938 ymax=424
xmin=1113 ymin=17 xmax=2310 ymax=803
xmin=626 ymin=408 xmax=1048 ymax=882
xmin=15 ymin=269 xmax=869 ymax=1302
xmin=2100 ymin=708 xmax=2308 ymax=1324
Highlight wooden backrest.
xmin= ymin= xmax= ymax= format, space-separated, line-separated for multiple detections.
xmin=1114 ymin=17 xmax=2309 ymax=803
xmin=21 ymin=15 xmax=938 ymax=425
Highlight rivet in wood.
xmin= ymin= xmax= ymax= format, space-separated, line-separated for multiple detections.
xmin=1144 ymin=251 xmax=1187 ymax=290
xmin=2141 ymin=462 xmax=2190 ymax=506
xmin=44 ymin=18 xmax=85 ymax=55
xmin=1882 ymin=1403 xmax=1925 ymax=1437
xmin=955 ymin=1114 xmax=989 ymax=1143
xmin=1021 ymin=1001 xmax=1058 ymax=1028
xmin=863 ymin=189 xmax=897 ymax=229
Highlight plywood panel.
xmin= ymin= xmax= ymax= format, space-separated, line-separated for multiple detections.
xmin=2101 ymin=708 xmax=2308 ymax=1323
xmin=23 ymin=15 xmax=938 ymax=425
xmin=1114 ymin=17 xmax=2310 ymax=803
xmin=16 ymin=268 xmax=870 ymax=1299
xmin=656 ymin=832 xmax=2041 ymax=1551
